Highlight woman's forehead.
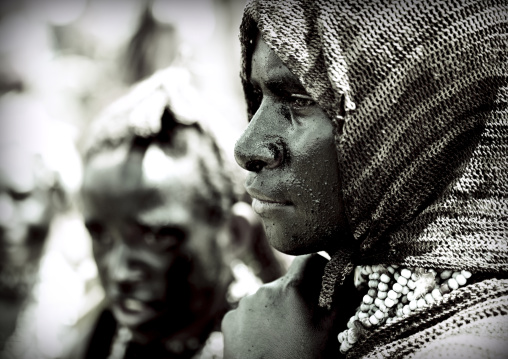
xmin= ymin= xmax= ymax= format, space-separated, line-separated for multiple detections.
xmin=0 ymin=148 xmax=37 ymax=192
xmin=250 ymin=35 xmax=300 ymax=86
xmin=82 ymin=142 xmax=201 ymax=195
xmin=81 ymin=146 xmax=206 ymax=224
xmin=142 ymin=144 xmax=200 ymax=186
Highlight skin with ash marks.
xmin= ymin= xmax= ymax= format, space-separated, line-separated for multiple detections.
xmin=234 ymin=34 xmax=350 ymax=256
xmin=81 ymin=133 xmax=230 ymax=342
xmin=222 ymin=36 xmax=360 ymax=359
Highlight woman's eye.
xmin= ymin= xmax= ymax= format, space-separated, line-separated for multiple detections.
xmin=86 ymin=223 xmax=113 ymax=246
xmin=253 ymin=88 xmax=262 ymax=100
xmin=290 ymin=94 xmax=316 ymax=109
xmin=10 ymin=190 xmax=31 ymax=201
xmin=144 ymin=227 xmax=185 ymax=250
xmin=251 ymin=88 xmax=263 ymax=110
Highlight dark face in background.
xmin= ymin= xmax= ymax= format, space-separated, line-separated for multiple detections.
xmin=0 ymin=147 xmax=54 ymax=297
xmin=81 ymin=139 xmax=228 ymax=339
xmin=234 ymin=36 xmax=349 ymax=256
xmin=0 ymin=147 xmax=56 ymax=348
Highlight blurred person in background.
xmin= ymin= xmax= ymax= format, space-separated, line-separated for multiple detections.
xmin=0 ymin=93 xmax=82 ymax=356
xmin=72 ymin=68 xmax=283 ymax=359
xmin=121 ymin=3 xmax=180 ymax=85
xmin=0 ymin=1 xmax=283 ymax=358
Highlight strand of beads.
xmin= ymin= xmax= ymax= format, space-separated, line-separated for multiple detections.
xmin=337 ymin=265 xmax=472 ymax=354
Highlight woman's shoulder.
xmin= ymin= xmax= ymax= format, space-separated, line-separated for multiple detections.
xmin=417 ymin=277 xmax=508 ymax=358
xmin=411 ymin=312 xmax=508 ymax=359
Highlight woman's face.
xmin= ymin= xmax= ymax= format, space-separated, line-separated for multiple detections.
xmin=234 ymin=35 xmax=350 ymax=255
xmin=81 ymin=143 xmax=227 ymax=337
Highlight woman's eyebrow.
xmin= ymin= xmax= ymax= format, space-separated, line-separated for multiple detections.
xmin=265 ymin=78 xmax=308 ymax=95
xmin=249 ymin=70 xmax=308 ymax=95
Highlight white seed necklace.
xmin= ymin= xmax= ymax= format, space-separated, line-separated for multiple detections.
xmin=337 ymin=264 xmax=472 ymax=354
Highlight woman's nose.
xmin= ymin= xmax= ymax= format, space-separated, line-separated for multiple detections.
xmin=108 ymin=242 xmax=144 ymax=286
xmin=0 ymin=192 xmax=14 ymax=227
xmin=234 ymin=103 xmax=285 ymax=173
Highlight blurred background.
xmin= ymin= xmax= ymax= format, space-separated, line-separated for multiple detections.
xmin=0 ymin=0 xmax=248 ymax=156
xmin=0 ymin=0 xmax=292 ymax=358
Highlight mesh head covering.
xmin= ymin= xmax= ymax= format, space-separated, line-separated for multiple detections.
xmin=239 ymin=0 xmax=508 ymax=308
xmin=82 ymin=67 xmax=238 ymax=226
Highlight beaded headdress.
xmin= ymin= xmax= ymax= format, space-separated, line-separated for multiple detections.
xmin=239 ymin=0 xmax=508 ymax=308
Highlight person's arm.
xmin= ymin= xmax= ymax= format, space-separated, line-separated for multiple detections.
xmin=222 ymin=254 xmax=356 ymax=359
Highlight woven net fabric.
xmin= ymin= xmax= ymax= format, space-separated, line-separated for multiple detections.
xmin=353 ymin=278 xmax=508 ymax=358
xmin=239 ymin=0 xmax=508 ymax=307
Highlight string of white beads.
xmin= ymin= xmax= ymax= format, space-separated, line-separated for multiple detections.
xmin=337 ymin=265 xmax=472 ymax=354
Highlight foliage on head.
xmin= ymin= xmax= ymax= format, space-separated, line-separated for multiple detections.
xmin=82 ymin=68 xmax=236 ymax=226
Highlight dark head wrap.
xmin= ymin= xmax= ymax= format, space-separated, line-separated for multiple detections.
xmin=239 ymin=0 xmax=508 ymax=308
xmin=82 ymin=68 xmax=238 ymax=227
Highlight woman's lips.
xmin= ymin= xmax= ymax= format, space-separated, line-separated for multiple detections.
xmin=251 ymin=198 xmax=292 ymax=215
xmin=246 ymin=186 xmax=292 ymax=215
xmin=112 ymin=297 xmax=159 ymax=328
xmin=123 ymin=298 xmax=146 ymax=312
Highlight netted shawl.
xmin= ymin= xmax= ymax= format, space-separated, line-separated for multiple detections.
xmin=239 ymin=0 xmax=508 ymax=308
